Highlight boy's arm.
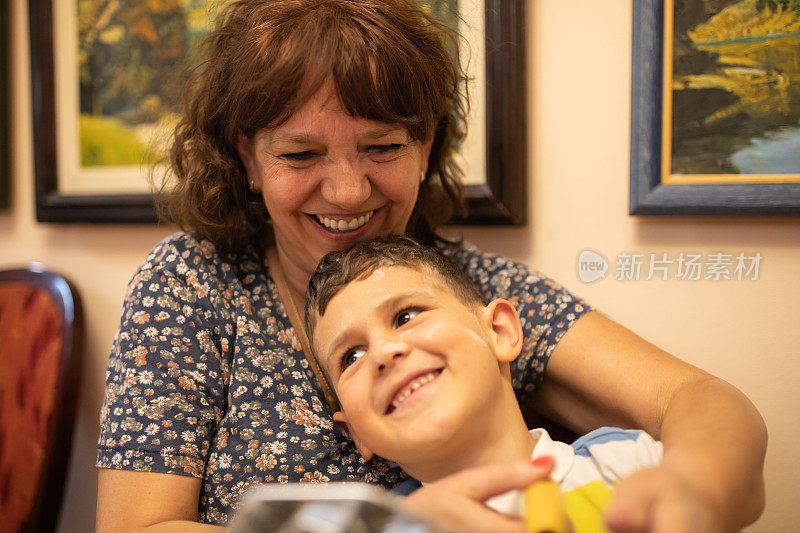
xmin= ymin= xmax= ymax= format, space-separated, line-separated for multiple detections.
xmin=537 ymin=311 xmax=766 ymax=532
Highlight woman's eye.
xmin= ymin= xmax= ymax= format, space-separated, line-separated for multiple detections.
xmin=368 ymin=144 xmax=403 ymax=155
xmin=281 ymin=151 xmax=318 ymax=161
xmin=342 ymin=347 xmax=366 ymax=370
xmin=395 ymin=308 xmax=421 ymax=327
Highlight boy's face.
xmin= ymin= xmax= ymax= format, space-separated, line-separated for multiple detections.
xmin=312 ymin=265 xmax=520 ymax=466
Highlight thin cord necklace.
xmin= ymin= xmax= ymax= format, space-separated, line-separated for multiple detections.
xmin=266 ymin=246 xmax=340 ymax=414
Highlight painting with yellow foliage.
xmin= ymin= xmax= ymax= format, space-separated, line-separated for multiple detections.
xmin=74 ymin=0 xmax=459 ymax=178
xmin=665 ymin=0 xmax=800 ymax=183
xmin=77 ymin=0 xmax=229 ymax=170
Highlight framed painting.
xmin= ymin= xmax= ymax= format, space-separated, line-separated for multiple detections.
xmin=29 ymin=0 xmax=224 ymax=222
xmin=30 ymin=0 xmax=526 ymax=224
xmin=0 ymin=0 xmax=8 ymax=209
xmin=630 ymin=0 xmax=800 ymax=215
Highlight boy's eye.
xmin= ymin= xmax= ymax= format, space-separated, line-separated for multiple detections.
xmin=395 ymin=308 xmax=421 ymax=327
xmin=341 ymin=347 xmax=366 ymax=370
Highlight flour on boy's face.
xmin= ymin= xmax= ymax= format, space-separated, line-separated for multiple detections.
xmin=312 ymin=265 xmax=514 ymax=466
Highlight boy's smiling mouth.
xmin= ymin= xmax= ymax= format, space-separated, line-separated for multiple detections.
xmin=385 ymin=368 xmax=443 ymax=415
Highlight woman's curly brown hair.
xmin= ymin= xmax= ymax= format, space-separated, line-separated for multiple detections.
xmin=156 ymin=0 xmax=469 ymax=256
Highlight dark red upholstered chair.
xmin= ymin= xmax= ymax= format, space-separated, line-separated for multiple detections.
xmin=0 ymin=267 xmax=82 ymax=532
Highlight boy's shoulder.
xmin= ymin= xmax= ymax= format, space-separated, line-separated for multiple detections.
xmin=570 ymin=426 xmax=659 ymax=456
xmin=572 ymin=427 xmax=663 ymax=485
xmin=529 ymin=427 xmax=662 ymax=491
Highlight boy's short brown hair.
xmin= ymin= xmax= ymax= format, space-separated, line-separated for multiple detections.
xmin=304 ymin=236 xmax=486 ymax=343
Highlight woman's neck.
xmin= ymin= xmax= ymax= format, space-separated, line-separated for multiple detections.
xmin=271 ymin=242 xmax=312 ymax=315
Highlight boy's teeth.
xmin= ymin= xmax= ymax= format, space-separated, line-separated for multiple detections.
xmin=390 ymin=371 xmax=440 ymax=411
xmin=316 ymin=210 xmax=373 ymax=233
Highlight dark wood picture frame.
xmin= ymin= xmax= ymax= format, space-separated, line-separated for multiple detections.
xmin=30 ymin=0 xmax=526 ymax=224
xmin=29 ymin=0 xmax=158 ymax=222
xmin=454 ymin=0 xmax=527 ymax=225
xmin=629 ymin=0 xmax=800 ymax=216
xmin=0 ymin=0 xmax=9 ymax=209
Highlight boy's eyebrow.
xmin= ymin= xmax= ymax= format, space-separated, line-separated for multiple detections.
xmin=319 ymin=290 xmax=435 ymax=371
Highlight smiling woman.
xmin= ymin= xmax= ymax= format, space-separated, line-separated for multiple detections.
xmin=234 ymin=81 xmax=432 ymax=300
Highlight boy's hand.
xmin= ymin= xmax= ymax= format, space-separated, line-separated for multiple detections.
xmin=605 ymin=466 xmax=724 ymax=533
xmin=401 ymin=459 xmax=554 ymax=533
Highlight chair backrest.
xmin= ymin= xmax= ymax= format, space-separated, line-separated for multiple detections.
xmin=0 ymin=267 xmax=82 ymax=532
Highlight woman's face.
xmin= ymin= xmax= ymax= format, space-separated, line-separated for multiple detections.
xmin=237 ymin=81 xmax=433 ymax=278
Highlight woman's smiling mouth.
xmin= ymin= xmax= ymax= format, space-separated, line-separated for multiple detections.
xmin=314 ymin=209 xmax=375 ymax=233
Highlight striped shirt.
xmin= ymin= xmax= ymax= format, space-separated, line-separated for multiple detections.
xmin=487 ymin=427 xmax=663 ymax=533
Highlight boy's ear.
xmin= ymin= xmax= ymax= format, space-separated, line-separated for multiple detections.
xmin=482 ymin=298 xmax=523 ymax=363
xmin=332 ymin=411 xmax=374 ymax=461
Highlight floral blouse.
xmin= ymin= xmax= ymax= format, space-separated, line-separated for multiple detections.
xmin=97 ymin=232 xmax=591 ymax=524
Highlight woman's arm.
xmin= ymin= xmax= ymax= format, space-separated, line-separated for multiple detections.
xmin=97 ymin=469 xmax=224 ymax=532
xmin=536 ymin=311 xmax=767 ymax=532
xmin=98 ymin=463 xmax=549 ymax=533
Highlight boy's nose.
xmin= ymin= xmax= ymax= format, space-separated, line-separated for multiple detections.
xmin=319 ymin=160 xmax=371 ymax=209
xmin=374 ymin=340 xmax=410 ymax=374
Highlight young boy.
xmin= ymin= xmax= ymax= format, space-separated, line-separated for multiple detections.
xmin=304 ymin=236 xmax=662 ymax=532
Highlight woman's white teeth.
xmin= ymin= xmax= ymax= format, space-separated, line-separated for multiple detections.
xmin=316 ymin=210 xmax=373 ymax=232
xmin=390 ymin=371 xmax=439 ymax=411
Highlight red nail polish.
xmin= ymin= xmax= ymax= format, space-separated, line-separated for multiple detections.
xmin=531 ymin=455 xmax=553 ymax=467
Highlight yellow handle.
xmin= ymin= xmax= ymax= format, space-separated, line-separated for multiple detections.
xmin=523 ymin=480 xmax=568 ymax=533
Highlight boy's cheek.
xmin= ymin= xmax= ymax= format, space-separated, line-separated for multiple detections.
xmin=336 ymin=376 xmax=364 ymax=407
xmin=414 ymin=321 xmax=488 ymax=355
xmin=338 ymin=386 xmax=373 ymax=423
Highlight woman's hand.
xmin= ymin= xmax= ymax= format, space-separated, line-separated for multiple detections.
xmin=605 ymin=466 xmax=723 ymax=533
xmin=401 ymin=459 xmax=555 ymax=533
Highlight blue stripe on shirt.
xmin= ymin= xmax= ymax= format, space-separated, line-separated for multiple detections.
xmin=571 ymin=427 xmax=644 ymax=457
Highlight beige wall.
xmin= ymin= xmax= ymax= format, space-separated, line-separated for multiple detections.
xmin=3 ymin=0 xmax=798 ymax=531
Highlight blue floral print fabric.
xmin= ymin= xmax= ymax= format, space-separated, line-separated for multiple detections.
xmin=97 ymin=232 xmax=591 ymax=524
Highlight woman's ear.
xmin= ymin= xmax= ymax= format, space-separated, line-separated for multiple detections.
xmin=482 ymin=299 xmax=523 ymax=363
xmin=332 ymin=411 xmax=374 ymax=461
xmin=419 ymin=135 xmax=435 ymax=175
xmin=235 ymin=132 xmax=257 ymax=177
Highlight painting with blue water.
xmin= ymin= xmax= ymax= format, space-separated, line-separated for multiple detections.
xmin=670 ymin=0 xmax=800 ymax=178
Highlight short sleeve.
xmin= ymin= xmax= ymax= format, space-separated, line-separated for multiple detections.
xmin=441 ymin=243 xmax=592 ymax=404
xmin=571 ymin=427 xmax=663 ymax=482
xmin=97 ymin=239 xmax=230 ymax=477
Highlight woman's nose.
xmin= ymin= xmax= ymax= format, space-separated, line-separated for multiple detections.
xmin=319 ymin=160 xmax=371 ymax=209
